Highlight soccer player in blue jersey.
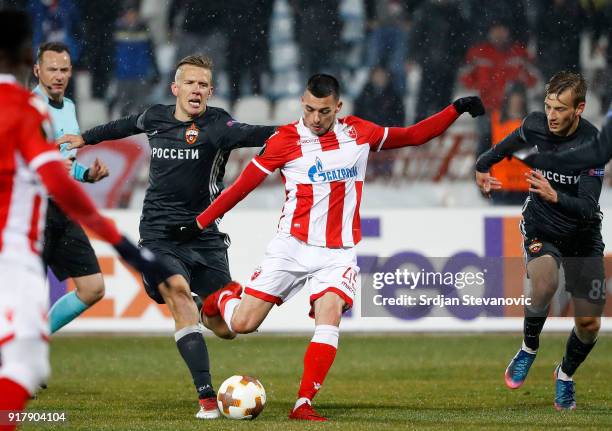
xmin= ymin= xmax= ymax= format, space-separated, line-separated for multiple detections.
xmin=33 ymin=42 xmax=110 ymax=333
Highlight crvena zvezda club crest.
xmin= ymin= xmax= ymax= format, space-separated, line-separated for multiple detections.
xmin=185 ymin=123 xmax=199 ymax=144
xmin=346 ymin=125 xmax=357 ymax=140
xmin=251 ymin=266 xmax=262 ymax=281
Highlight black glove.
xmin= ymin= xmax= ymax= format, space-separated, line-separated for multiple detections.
xmin=114 ymin=236 xmax=174 ymax=287
xmin=453 ymin=96 xmax=485 ymax=117
xmin=166 ymin=220 xmax=202 ymax=242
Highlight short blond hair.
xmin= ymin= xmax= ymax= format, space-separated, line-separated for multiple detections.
xmin=174 ymin=54 xmax=213 ymax=82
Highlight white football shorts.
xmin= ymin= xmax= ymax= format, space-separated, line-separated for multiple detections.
xmin=244 ymin=232 xmax=360 ymax=317
xmin=0 ymin=260 xmax=49 ymax=346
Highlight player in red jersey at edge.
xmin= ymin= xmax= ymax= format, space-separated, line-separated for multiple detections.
xmin=168 ymin=74 xmax=485 ymax=421
xmin=0 ymin=11 xmax=173 ymax=430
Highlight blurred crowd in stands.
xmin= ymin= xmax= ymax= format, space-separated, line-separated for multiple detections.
xmin=2 ymin=0 xmax=611 ymax=194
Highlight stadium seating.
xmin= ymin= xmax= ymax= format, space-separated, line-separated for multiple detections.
xmin=271 ymin=96 xmax=303 ymax=125
xmin=233 ymin=96 xmax=273 ymax=125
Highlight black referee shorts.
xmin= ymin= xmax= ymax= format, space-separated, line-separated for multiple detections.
xmin=140 ymin=234 xmax=232 ymax=304
xmin=523 ymin=227 xmax=606 ymax=305
xmin=42 ymin=200 xmax=101 ymax=281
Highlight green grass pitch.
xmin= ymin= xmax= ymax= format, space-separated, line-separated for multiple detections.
xmin=25 ymin=334 xmax=612 ymax=430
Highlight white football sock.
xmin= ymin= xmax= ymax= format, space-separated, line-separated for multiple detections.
xmin=311 ymin=324 xmax=340 ymax=348
xmin=521 ymin=341 xmax=537 ymax=355
xmin=222 ymin=297 xmax=240 ymax=333
xmin=557 ymin=366 xmax=573 ymax=381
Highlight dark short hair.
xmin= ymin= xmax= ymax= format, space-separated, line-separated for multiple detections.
xmin=36 ymin=41 xmax=70 ymax=63
xmin=0 ymin=9 xmax=32 ymax=64
xmin=545 ymin=71 xmax=587 ymax=107
xmin=306 ymin=74 xmax=340 ymax=99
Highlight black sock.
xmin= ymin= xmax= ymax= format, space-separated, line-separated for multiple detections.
xmin=523 ymin=316 xmax=547 ymax=351
xmin=561 ymin=328 xmax=597 ymax=377
xmin=175 ymin=326 xmax=215 ymax=399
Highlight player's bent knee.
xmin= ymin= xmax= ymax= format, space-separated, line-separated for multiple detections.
xmin=172 ymin=288 xmax=198 ymax=314
xmin=74 ymin=274 xmax=106 ymax=304
xmin=89 ymin=279 xmax=105 ymax=302
xmin=319 ymin=292 xmax=345 ymax=310
xmin=576 ymin=317 xmax=600 ymax=335
xmin=314 ymin=292 xmax=346 ymax=324
xmin=230 ymin=314 xmax=259 ymax=334
xmin=159 ymin=276 xmax=191 ymax=303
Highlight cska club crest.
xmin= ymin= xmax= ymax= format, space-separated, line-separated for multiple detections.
xmin=528 ymin=240 xmax=543 ymax=254
xmin=185 ymin=123 xmax=199 ymax=145
xmin=346 ymin=125 xmax=357 ymax=140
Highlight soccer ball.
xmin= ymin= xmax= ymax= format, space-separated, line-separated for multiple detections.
xmin=217 ymin=375 xmax=266 ymax=420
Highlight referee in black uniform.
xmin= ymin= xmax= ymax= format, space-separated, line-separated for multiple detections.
xmin=58 ymin=55 xmax=276 ymax=419
xmin=475 ymin=71 xmax=605 ymax=410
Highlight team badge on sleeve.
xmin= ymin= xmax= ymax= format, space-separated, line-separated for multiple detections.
xmin=588 ymin=168 xmax=604 ymax=177
xmin=250 ymin=266 xmax=262 ymax=281
xmin=185 ymin=123 xmax=199 ymax=145
xmin=345 ymin=125 xmax=357 ymax=140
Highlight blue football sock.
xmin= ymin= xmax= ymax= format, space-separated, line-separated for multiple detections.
xmin=49 ymin=291 xmax=89 ymax=333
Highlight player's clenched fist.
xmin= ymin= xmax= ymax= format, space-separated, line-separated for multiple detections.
xmin=453 ymin=96 xmax=486 ymax=118
xmin=86 ymin=158 xmax=110 ymax=183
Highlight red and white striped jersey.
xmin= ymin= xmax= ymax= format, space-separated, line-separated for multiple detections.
xmin=0 ymin=75 xmax=61 ymax=268
xmin=252 ymin=116 xmax=388 ymax=248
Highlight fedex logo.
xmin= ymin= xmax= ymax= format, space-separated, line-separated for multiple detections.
xmin=357 ymin=217 xmax=526 ymax=320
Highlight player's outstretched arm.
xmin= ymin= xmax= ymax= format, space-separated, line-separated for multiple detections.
xmin=475 ymin=128 xmax=532 ymax=170
xmin=36 ymin=161 xmax=173 ymax=286
xmin=221 ymin=121 xmax=277 ymax=150
xmin=21 ymin=98 xmax=172 ymax=285
xmin=517 ymin=112 xmax=612 ymax=173
xmin=167 ymin=161 xmax=268 ymax=242
xmin=380 ymin=97 xmax=485 ymax=150
xmin=474 ymin=126 xmax=533 ymax=198
xmin=57 ymin=113 xmax=144 ymax=149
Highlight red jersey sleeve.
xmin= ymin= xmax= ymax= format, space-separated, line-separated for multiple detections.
xmin=252 ymin=124 xmax=302 ymax=174
xmin=342 ymin=116 xmax=388 ymax=151
xmin=17 ymin=96 xmax=62 ymax=169
xmin=382 ymin=105 xmax=460 ymax=150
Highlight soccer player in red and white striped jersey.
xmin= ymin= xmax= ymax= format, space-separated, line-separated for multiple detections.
xmin=169 ymin=74 xmax=485 ymax=421
xmin=0 ymin=11 xmax=173 ymax=429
